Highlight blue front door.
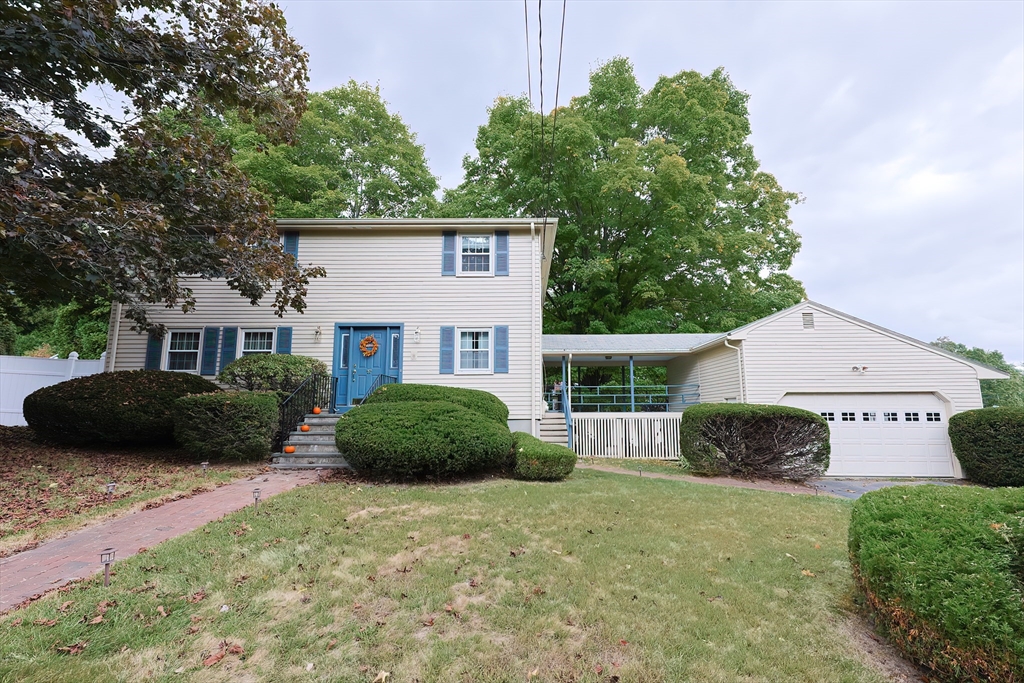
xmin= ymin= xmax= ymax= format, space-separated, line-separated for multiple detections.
xmin=334 ymin=324 xmax=402 ymax=409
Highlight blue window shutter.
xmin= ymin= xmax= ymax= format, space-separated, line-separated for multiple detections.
xmin=439 ymin=326 xmax=455 ymax=374
xmin=283 ymin=231 xmax=299 ymax=258
xmin=219 ymin=327 xmax=238 ymax=371
xmin=442 ymin=231 xmax=456 ymax=275
xmin=495 ymin=231 xmax=509 ymax=276
xmin=494 ymin=326 xmax=509 ymax=373
xmin=276 ymin=327 xmax=293 ymax=354
xmin=144 ymin=331 xmax=163 ymax=370
xmin=200 ymin=327 xmax=220 ymax=376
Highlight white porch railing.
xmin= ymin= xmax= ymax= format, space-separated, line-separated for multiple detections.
xmin=0 ymin=352 xmax=105 ymax=426
xmin=572 ymin=413 xmax=682 ymax=460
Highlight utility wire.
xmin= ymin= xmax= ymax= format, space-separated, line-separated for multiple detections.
xmin=523 ymin=0 xmax=538 ymax=167
xmin=539 ymin=0 xmax=567 ymax=260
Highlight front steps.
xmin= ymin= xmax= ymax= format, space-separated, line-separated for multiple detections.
xmin=271 ymin=413 xmax=350 ymax=469
xmin=539 ymin=412 xmax=570 ymax=447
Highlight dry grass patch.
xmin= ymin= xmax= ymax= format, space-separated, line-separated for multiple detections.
xmin=1 ymin=470 xmax=897 ymax=682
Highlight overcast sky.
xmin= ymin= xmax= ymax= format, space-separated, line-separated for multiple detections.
xmin=279 ymin=0 xmax=1024 ymax=363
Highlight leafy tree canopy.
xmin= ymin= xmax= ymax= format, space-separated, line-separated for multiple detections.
xmin=441 ymin=57 xmax=805 ymax=334
xmin=0 ymin=0 xmax=323 ymax=330
xmin=223 ymin=82 xmax=439 ymax=218
xmin=931 ymin=337 xmax=1024 ymax=408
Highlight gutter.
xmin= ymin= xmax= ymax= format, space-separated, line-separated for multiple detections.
xmin=724 ymin=338 xmax=746 ymax=402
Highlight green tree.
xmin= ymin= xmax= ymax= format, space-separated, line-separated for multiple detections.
xmin=931 ymin=337 xmax=1024 ymax=408
xmin=0 ymin=0 xmax=323 ymax=331
xmin=441 ymin=58 xmax=805 ymax=336
xmin=225 ymin=83 xmax=439 ymax=218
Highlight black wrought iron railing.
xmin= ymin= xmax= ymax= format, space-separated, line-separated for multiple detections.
xmin=364 ymin=373 xmax=399 ymax=400
xmin=276 ymin=373 xmax=338 ymax=450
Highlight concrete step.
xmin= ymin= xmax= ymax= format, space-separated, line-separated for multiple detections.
xmin=300 ymin=415 xmax=342 ymax=426
xmin=286 ymin=433 xmax=338 ymax=444
xmin=271 ymin=454 xmax=350 ymax=468
xmin=288 ymin=442 xmax=344 ymax=454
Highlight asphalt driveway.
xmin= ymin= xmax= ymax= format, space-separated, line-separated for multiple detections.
xmin=809 ymin=478 xmax=968 ymax=499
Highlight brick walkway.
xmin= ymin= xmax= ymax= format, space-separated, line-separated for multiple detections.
xmin=0 ymin=470 xmax=316 ymax=613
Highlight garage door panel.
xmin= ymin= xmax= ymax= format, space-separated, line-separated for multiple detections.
xmin=778 ymin=393 xmax=954 ymax=478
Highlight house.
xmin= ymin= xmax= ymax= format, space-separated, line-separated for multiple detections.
xmin=543 ymin=301 xmax=1009 ymax=477
xmin=104 ymin=218 xmax=557 ymax=436
xmin=104 ymin=219 xmax=1007 ymax=477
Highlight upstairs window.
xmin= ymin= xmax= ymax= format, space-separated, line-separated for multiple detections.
xmin=167 ymin=331 xmax=201 ymax=371
xmin=459 ymin=235 xmax=492 ymax=274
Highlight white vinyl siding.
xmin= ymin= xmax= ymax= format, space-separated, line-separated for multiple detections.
xmin=739 ymin=307 xmax=984 ymax=413
xmin=690 ymin=343 xmax=743 ymax=404
xmin=109 ymin=226 xmax=541 ymax=422
xmin=665 ymin=356 xmax=699 ymax=412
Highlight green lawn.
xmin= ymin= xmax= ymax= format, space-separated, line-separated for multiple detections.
xmin=0 ymin=469 xmax=887 ymax=683
xmin=578 ymin=457 xmax=691 ymax=477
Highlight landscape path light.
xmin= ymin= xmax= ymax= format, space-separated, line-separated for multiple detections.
xmin=316 ymin=467 xmax=323 ymax=483
xmin=105 ymin=482 xmax=116 ymax=502
xmin=100 ymin=548 xmax=115 ymax=586
xmin=253 ymin=488 xmax=261 ymax=514
xmin=201 ymin=461 xmax=209 ymax=476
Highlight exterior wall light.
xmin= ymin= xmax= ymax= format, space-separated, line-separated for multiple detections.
xmin=314 ymin=326 xmax=322 ymax=342
xmin=100 ymin=548 xmax=115 ymax=586
xmin=413 ymin=327 xmax=421 ymax=344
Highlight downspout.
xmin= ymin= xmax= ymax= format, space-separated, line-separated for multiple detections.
xmin=530 ymin=221 xmax=538 ymax=435
xmin=107 ymin=302 xmax=122 ymax=373
xmin=723 ymin=338 xmax=745 ymax=402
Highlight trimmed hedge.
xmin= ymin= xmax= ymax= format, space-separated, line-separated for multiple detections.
xmin=512 ymin=432 xmax=576 ymax=481
xmin=217 ymin=354 xmax=328 ymax=394
xmin=173 ymin=391 xmax=279 ymax=462
xmin=949 ymin=407 xmax=1024 ymax=487
xmin=680 ymin=403 xmax=830 ymax=481
xmin=363 ymin=383 xmax=509 ymax=424
xmin=23 ymin=370 xmax=220 ymax=445
xmin=335 ymin=401 xmax=513 ymax=479
xmin=849 ymin=485 xmax=1024 ymax=682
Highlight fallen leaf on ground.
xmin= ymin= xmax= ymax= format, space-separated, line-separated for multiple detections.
xmin=227 ymin=644 xmax=244 ymax=655
xmin=305 ymin=662 xmax=314 ymax=671
xmin=88 ymin=615 xmax=103 ymax=625
xmin=34 ymin=619 xmax=57 ymax=627
xmin=372 ymin=672 xmax=391 ymax=683
xmin=156 ymin=605 xmax=169 ymax=617
xmin=10 ymin=619 xmax=22 ymax=626
xmin=55 ymin=641 xmax=87 ymax=655
xmin=58 ymin=601 xmax=74 ymax=612
xmin=203 ymin=651 xmax=225 ymax=667
xmin=326 ymin=638 xmax=338 ymax=650
xmin=185 ymin=590 xmax=206 ymax=603
xmin=801 ymin=569 xmax=816 ymax=577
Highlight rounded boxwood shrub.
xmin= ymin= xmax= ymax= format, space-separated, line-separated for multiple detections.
xmin=335 ymin=401 xmax=513 ymax=479
xmin=680 ymin=403 xmax=830 ymax=481
xmin=948 ymin=407 xmax=1024 ymax=486
xmin=512 ymin=432 xmax=576 ymax=481
xmin=23 ymin=370 xmax=220 ymax=445
xmin=173 ymin=391 xmax=279 ymax=462
xmin=849 ymin=485 xmax=1024 ymax=682
xmin=362 ymin=383 xmax=509 ymax=424
xmin=217 ymin=354 xmax=328 ymax=394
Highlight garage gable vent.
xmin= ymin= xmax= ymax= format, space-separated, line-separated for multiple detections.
xmin=802 ymin=312 xmax=815 ymax=329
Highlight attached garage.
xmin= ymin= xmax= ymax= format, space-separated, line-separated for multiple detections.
xmin=778 ymin=392 xmax=955 ymax=477
xmin=676 ymin=301 xmax=1010 ymax=478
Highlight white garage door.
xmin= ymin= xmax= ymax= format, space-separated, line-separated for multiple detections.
xmin=778 ymin=393 xmax=955 ymax=477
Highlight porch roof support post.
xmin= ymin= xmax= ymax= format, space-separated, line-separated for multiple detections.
xmin=629 ymin=355 xmax=635 ymax=413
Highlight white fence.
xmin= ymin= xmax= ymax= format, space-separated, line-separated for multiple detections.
xmin=572 ymin=413 xmax=682 ymax=459
xmin=0 ymin=353 xmax=105 ymax=426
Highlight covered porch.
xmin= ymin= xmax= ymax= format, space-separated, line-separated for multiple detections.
xmin=541 ymin=333 xmax=723 ymax=458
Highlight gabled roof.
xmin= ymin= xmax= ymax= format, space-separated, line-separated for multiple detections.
xmin=719 ymin=300 xmax=1011 ymax=380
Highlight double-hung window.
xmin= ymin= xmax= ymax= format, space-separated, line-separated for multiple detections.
xmin=457 ymin=328 xmax=491 ymax=373
xmin=241 ymin=330 xmax=275 ymax=356
xmin=166 ymin=331 xmax=201 ymax=372
xmin=459 ymin=235 xmax=492 ymax=275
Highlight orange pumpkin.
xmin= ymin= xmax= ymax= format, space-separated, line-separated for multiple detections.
xmin=312 ymin=406 xmax=321 ymax=415
xmin=300 ymin=424 xmax=310 ymax=432
xmin=284 ymin=445 xmax=296 ymax=454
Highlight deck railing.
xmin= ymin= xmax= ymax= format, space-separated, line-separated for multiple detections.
xmin=544 ymin=383 xmax=699 ymax=413
xmin=573 ymin=413 xmax=683 ymax=459
xmin=276 ymin=373 xmax=338 ymax=450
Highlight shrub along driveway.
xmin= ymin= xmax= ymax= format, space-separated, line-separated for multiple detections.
xmin=1 ymin=469 xmax=898 ymax=682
